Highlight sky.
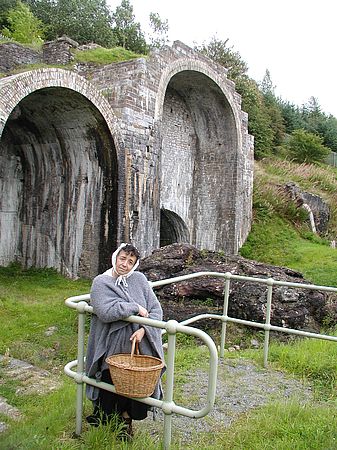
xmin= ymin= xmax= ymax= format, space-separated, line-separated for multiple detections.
xmin=108 ymin=0 xmax=337 ymax=118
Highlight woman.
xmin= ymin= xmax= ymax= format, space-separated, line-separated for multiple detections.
xmin=85 ymin=243 xmax=164 ymax=437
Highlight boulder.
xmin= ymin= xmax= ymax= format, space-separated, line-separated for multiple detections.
xmin=283 ymin=182 xmax=330 ymax=234
xmin=139 ymin=244 xmax=337 ymax=332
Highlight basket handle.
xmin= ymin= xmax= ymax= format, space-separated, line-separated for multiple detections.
xmin=131 ymin=337 xmax=139 ymax=360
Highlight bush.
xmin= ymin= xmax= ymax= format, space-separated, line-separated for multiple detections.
xmin=1 ymin=1 xmax=44 ymax=45
xmin=286 ymin=128 xmax=331 ymax=164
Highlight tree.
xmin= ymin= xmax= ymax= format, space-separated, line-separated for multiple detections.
xmin=236 ymin=76 xmax=275 ymax=159
xmin=260 ymin=69 xmax=275 ymax=97
xmin=112 ymin=0 xmax=147 ymax=53
xmin=286 ymin=129 xmax=331 ymax=163
xmin=300 ymin=96 xmax=322 ymax=134
xmin=196 ymin=38 xmax=276 ymax=158
xmin=260 ymin=70 xmax=285 ymax=147
xmin=277 ymin=100 xmax=306 ymax=134
xmin=25 ymin=0 xmax=115 ymax=47
xmin=297 ymin=97 xmax=337 ymax=152
xmin=1 ymin=1 xmax=44 ymax=44
xmin=316 ymin=115 xmax=337 ymax=152
xmin=195 ymin=36 xmax=248 ymax=82
xmin=0 ymin=0 xmax=17 ymax=30
xmin=148 ymin=12 xmax=169 ymax=49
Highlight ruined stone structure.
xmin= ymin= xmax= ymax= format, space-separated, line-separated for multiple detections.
xmin=0 ymin=40 xmax=254 ymax=278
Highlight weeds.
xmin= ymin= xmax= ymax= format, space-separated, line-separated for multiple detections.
xmin=73 ymin=47 xmax=145 ymax=64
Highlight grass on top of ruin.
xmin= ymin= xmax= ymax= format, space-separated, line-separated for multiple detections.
xmin=72 ymin=46 xmax=146 ymax=64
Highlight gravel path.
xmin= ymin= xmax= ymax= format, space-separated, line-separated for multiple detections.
xmin=139 ymin=357 xmax=313 ymax=445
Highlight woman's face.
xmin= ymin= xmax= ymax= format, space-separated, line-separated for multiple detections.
xmin=115 ymin=250 xmax=137 ymax=275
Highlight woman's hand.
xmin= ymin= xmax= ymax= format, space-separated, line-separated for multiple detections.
xmin=138 ymin=304 xmax=149 ymax=317
xmin=130 ymin=327 xmax=145 ymax=343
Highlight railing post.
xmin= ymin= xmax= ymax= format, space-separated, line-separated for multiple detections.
xmin=264 ymin=279 xmax=274 ymax=368
xmin=75 ymin=301 xmax=87 ymax=436
xmin=163 ymin=320 xmax=178 ymax=450
xmin=220 ymin=274 xmax=231 ymax=358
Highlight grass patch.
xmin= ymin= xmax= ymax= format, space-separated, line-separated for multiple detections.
xmin=191 ymin=400 xmax=337 ymax=450
xmin=254 ymin=158 xmax=337 ymax=236
xmin=240 ymin=328 xmax=337 ymax=401
xmin=240 ymin=216 xmax=337 ymax=286
xmin=73 ymin=46 xmax=145 ymax=64
xmin=0 ymin=264 xmax=337 ymax=449
xmin=268 ymin=333 xmax=337 ymax=399
xmin=0 ymin=263 xmax=91 ymax=370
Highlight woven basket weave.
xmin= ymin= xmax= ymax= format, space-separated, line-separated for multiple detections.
xmin=105 ymin=338 xmax=164 ymax=398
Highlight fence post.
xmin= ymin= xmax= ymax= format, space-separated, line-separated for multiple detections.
xmin=263 ymin=279 xmax=274 ymax=367
xmin=75 ymin=302 xmax=87 ymax=435
xmin=163 ymin=320 xmax=178 ymax=449
xmin=220 ymin=274 xmax=231 ymax=358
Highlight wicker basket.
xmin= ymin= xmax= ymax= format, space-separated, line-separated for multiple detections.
xmin=105 ymin=338 xmax=164 ymax=398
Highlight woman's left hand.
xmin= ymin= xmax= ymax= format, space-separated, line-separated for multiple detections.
xmin=130 ymin=327 xmax=145 ymax=343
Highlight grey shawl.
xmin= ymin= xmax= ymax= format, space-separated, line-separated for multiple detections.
xmin=85 ymin=271 xmax=164 ymax=401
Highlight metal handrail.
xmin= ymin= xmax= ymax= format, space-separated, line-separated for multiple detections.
xmin=64 ymin=298 xmax=218 ymax=450
xmin=151 ymin=271 xmax=337 ymax=364
xmin=65 ymin=271 xmax=337 ymax=448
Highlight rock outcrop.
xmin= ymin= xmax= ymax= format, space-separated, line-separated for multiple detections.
xmin=284 ymin=182 xmax=330 ymax=234
xmin=139 ymin=244 xmax=337 ymax=332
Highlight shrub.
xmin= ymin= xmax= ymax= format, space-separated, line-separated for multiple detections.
xmin=1 ymin=1 xmax=44 ymax=45
xmin=286 ymin=129 xmax=330 ymax=164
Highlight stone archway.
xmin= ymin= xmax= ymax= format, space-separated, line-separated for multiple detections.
xmin=160 ymin=208 xmax=190 ymax=247
xmin=157 ymin=64 xmax=242 ymax=253
xmin=0 ymin=70 xmax=121 ymax=277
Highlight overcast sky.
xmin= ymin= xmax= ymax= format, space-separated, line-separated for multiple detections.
xmin=108 ymin=0 xmax=337 ymax=118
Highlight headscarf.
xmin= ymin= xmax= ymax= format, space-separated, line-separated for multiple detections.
xmin=103 ymin=243 xmax=140 ymax=287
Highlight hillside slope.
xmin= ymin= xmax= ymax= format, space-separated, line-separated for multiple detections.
xmin=240 ymin=158 xmax=337 ymax=287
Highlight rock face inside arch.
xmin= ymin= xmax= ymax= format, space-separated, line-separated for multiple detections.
xmin=0 ymin=40 xmax=254 ymax=278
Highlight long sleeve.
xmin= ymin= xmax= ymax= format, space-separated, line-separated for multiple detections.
xmin=146 ymin=283 xmax=163 ymax=321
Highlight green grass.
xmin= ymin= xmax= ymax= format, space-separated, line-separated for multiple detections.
xmin=240 ymin=216 xmax=337 ymax=286
xmin=2 ymin=155 xmax=337 ymax=450
xmin=73 ymin=46 xmax=145 ymax=64
xmin=0 ymin=265 xmax=336 ymax=449
xmin=0 ymin=42 xmax=146 ymax=77
xmin=269 ymin=333 xmax=337 ymax=398
xmin=240 ymin=328 xmax=337 ymax=400
xmin=240 ymin=158 xmax=337 ymax=287
xmin=0 ymin=263 xmax=91 ymax=369
xmin=190 ymin=400 xmax=337 ymax=450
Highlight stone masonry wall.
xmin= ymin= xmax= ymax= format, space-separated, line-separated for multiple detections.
xmin=0 ymin=42 xmax=41 ymax=73
xmin=77 ymin=41 xmax=254 ymax=257
xmin=0 ymin=40 xmax=254 ymax=277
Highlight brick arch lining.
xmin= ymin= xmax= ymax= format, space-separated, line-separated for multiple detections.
xmin=160 ymin=208 xmax=190 ymax=247
xmin=158 ymin=62 xmax=241 ymax=253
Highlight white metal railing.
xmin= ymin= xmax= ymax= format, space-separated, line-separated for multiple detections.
xmin=64 ymin=271 xmax=337 ymax=448
xmin=150 ymin=272 xmax=337 ymax=365
xmin=64 ymin=295 xmax=218 ymax=450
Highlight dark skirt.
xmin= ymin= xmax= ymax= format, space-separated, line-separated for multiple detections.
xmin=95 ymin=369 xmax=149 ymax=421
